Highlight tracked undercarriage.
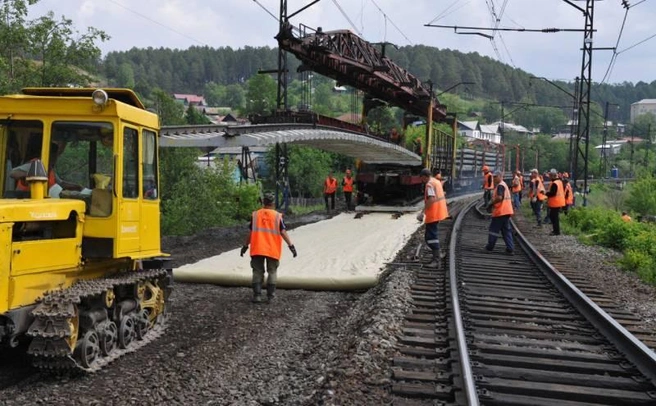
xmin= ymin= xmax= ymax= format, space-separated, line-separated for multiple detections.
xmin=27 ymin=269 xmax=172 ymax=372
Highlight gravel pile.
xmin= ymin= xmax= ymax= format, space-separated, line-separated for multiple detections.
xmin=514 ymin=211 xmax=656 ymax=331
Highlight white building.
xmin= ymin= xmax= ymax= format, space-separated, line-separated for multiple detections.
xmin=630 ymin=99 xmax=656 ymax=122
xmin=457 ymin=121 xmax=500 ymax=144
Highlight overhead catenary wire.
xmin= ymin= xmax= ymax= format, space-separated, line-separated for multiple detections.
xmin=599 ymin=7 xmax=630 ymax=84
xmin=427 ymin=0 xmax=471 ymax=25
xmin=331 ymin=0 xmax=363 ymax=36
xmin=107 ymin=0 xmax=207 ymax=46
xmin=369 ymin=0 xmax=413 ymax=45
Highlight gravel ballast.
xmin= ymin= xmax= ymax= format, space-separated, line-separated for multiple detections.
xmin=1 ymin=208 xmax=655 ymax=405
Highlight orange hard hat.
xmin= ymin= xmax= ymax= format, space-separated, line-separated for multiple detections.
xmin=482 ymin=165 xmax=490 ymax=171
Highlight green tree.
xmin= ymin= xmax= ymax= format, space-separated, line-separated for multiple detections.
xmin=149 ymin=88 xmax=185 ymax=125
xmin=116 ymin=62 xmax=135 ymax=88
xmin=245 ymin=74 xmax=276 ymax=115
xmin=626 ymin=175 xmax=656 ymax=216
xmin=184 ymin=104 xmax=211 ymax=124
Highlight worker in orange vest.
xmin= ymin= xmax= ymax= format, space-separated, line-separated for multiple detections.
xmin=342 ymin=169 xmax=354 ymax=212
xmin=621 ymin=212 xmax=632 ymax=222
xmin=12 ymin=142 xmax=82 ymax=197
xmin=485 ymin=171 xmax=514 ymax=255
xmin=482 ymin=165 xmax=494 ymax=206
xmin=323 ymin=171 xmax=338 ymax=212
xmin=546 ymin=168 xmax=566 ymax=236
xmin=528 ymin=168 xmax=547 ymax=227
xmin=511 ymin=170 xmax=522 ymax=209
xmin=241 ymin=192 xmax=297 ymax=303
xmin=417 ymin=168 xmax=449 ymax=269
xmin=562 ymin=172 xmax=574 ymax=213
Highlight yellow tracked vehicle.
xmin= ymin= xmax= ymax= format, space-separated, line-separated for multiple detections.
xmin=0 ymin=88 xmax=171 ymax=370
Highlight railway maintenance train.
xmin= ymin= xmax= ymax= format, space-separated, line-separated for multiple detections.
xmin=0 ymin=88 xmax=171 ymax=370
xmin=251 ymin=109 xmax=503 ymax=206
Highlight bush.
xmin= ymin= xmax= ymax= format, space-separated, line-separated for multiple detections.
xmin=160 ymin=149 xmax=260 ymax=236
xmin=564 ymin=206 xmax=656 ymax=286
xmin=626 ymin=175 xmax=656 ymax=216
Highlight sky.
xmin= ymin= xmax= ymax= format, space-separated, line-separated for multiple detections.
xmin=28 ymin=0 xmax=656 ymax=85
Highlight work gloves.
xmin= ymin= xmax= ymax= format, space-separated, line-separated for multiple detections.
xmin=240 ymin=245 xmax=248 ymax=257
xmin=416 ymin=212 xmax=424 ymax=222
xmin=288 ymin=245 xmax=297 ymax=257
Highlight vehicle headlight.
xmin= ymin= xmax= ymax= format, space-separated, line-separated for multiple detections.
xmin=92 ymin=89 xmax=109 ymax=106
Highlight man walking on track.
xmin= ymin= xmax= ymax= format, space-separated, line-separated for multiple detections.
xmin=342 ymin=169 xmax=354 ymax=212
xmin=323 ymin=171 xmax=337 ymax=212
xmin=417 ymin=168 xmax=449 ymax=269
xmin=485 ymin=171 xmax=515 ymax=255
xmin=241 ymin=192 xmax=297 ymax=303
xmin=546 ymin=168 xmax=565 ymax=236
xmin=482 ymin=165 xmax=494 ymax=206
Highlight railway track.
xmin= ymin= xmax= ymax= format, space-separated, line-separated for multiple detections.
xmin=392 ymin=199 xmax=656 ymax=405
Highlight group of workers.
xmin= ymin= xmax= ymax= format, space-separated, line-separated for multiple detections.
xmin=482 ymin=165 xmax=574 ymax=239
xmin=323 ymin=170 xmax=354 ymax=212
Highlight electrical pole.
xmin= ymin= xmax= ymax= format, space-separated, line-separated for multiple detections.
xmin=600 ymin=101 xmax=609 ymax=177
xmin=570 ymin=0 xmax=595 ymax=206
xmin=630 ymin=128 xmax=635 ymax=178
xmin=424 ymin=81 xmax=434 ymax=169
xmin=276 ymin=0 xmax=289 ymax=110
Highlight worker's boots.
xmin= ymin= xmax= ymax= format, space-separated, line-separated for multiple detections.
xmin=266 ymin=284 xmax=276 ymax=302
xmin=426 ymin=250 xmax=442 ymax=270
xmin=251 ymin=283 xmax=263 ymax=304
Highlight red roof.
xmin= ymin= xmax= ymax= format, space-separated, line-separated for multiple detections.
xmin=173 ymin=93 xmax=206 ymax=104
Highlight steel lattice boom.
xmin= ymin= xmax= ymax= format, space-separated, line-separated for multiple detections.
xmin=277 ymin=24 xmax=447 ymax=120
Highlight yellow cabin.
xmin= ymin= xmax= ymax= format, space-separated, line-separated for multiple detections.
xmin=0 ymin=88 xmax=170 ymax=370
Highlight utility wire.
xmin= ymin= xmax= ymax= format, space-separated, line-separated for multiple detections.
xmin=369 ymin=0 xmax=413 ymax=45
xmin=599 ymin=7 xmax=629 ymax=84
xmin=252 ymin=0 xmax=280 ymax=23
xmin=427 ymin=0 xmax=470 ymax=25
xmin=107 ymin=0 xmax=207 ymax=46
xmin=618 ymin=31 xmax=656 ymax=54
xmin=331 ymin=0 xmax=363 ymax=36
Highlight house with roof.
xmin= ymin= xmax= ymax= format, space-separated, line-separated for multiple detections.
xmin=458 ymin=121 xmax=481 ymax=139
xmin=173 ymin=93 xmax=207 ymax=107
xmin=480 ymin=124 xmax=501 ymax=143
xmin=630 ymin=99 xmax=656 ymax=122
xmin=458 ymin=121 xmax=501 ymax=144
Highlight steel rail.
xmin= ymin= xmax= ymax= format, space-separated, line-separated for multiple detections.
xmin=511 ymin=218 xmax=656 ymax=385
xmin=449 ymin=199 xmax=480 ymax=406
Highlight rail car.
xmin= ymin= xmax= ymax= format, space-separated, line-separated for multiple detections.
xmin=0 ymin=88 xmax=171 ymax=370
xmin=251 ymin=110 xmax=503 ymax=206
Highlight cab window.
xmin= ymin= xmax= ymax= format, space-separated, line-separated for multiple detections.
xmin=123 ymin=127 xmax=139 ymax=198
xmin=1 ymin=120 xmax=44 ymax=198
xmin=142 ymin=129 xmax=158 ymax=200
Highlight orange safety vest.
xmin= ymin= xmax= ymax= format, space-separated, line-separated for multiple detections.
xmin=529 ymin=178 xmax=547 ymax=201
xmin=519 ymin=175 xmax=524 ymax=191
xmin=547 ymin=179 xmax=566 ymax=208
xmin=511 ymin=175 xmax=521 ymax=193
xmin=16 ymin=159 xmax=56 ymax=191
xmin=565 ymin=182 xmax=574 ymax=205
xmin=621 ymin=214 xmax=632 ymax=222
xmin=343 ymin=176 xmax=353 ymax=192
xmin=483 ymin=172 xmax=494 ymax=190
xmin=424 ymin=177 xmax=449 ymax=223
xmin=250 ymin=208 xmax=283 ymax=260
xmin=324 ymin=177 xmax=337 ymax=194
xmin=492 ymin=181 xmax=514 ymax=217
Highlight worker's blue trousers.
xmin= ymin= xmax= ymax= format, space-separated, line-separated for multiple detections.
xmin=486 ymin=215 xmax=514 ymax=252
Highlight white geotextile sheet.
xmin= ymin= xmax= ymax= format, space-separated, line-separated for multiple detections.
xmin=173 ymin=211 xmax=422 ymax=290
